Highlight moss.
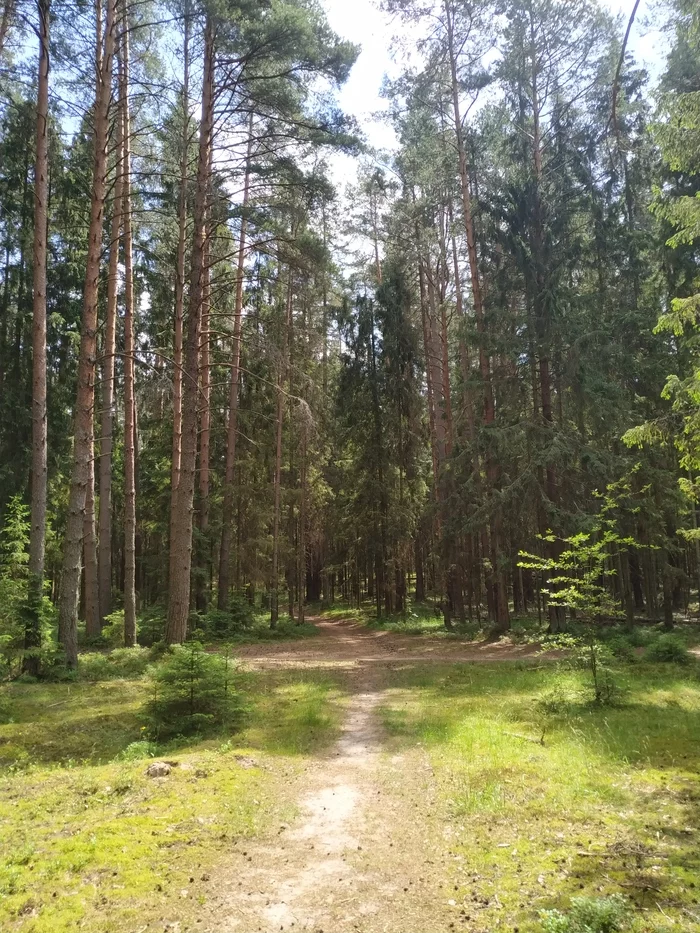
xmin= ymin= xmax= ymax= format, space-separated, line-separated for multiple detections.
xmin=0 ymin=664 xmax=344 ymax=931
xmin=380 ymin=661 xmax=700 ymax=933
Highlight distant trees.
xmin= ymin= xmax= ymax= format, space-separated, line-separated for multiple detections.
xmin=1 ymin=0 xmax=700 ymax=667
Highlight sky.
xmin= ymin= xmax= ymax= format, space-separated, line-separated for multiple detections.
xmin=321 ymin=0 xmax=668 ymax=185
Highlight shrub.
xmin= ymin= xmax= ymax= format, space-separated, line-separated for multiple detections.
xmin=260 ymin=618 xmax=317 ymax=640
xmin=137 ymin=606 xmax=166 ymax=646
xmin=536 ymin=680 xmax=584 ymax=716
xmin=0 ymin=691 xmax=13 ymax=724
xmin=543 ymin=634 xmax=625 ymax=705
xmin=116 ymin=739 xmax=158 ymax=761
xmin=191 ymin=596 xmax=255 ymax=639
xmin=540 ymin=895 xmax=629 ymax=933
xmin=645 ymin=633 xmax=691 ymax=664
xmin=0 ymin=496 xmax=57 ymax=676
xmin=606 ymin=635 xmax=637 ymax=663
xmin=80 ymin=607 xmax=167 ymax=650
xmin=145 ymin=642 xmax=242 ymax=739
xmin=99 ymin=610 xmax=126 ymax=648
xmin=79 ymin=646 xmax=153 ymax=681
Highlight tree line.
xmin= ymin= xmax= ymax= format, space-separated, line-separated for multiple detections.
xmin=0 ymin=0 xmax=698 ymax=670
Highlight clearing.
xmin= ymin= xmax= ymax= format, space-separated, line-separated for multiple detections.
xmin=1 ymin=616 xmax=699 ymax=933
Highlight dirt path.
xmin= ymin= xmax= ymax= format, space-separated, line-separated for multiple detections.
xmin=206 ymin=675 xmax=386 ymax=932
xmin=199 ymin=618 xmax=544 ymax=932
xmin=236 ymin=615 xmax=552 ymax=670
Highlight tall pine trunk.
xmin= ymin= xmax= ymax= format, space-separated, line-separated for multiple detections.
xmin=0 ymin=0 xmax=15 ymax=56
xmin=83 ymin=456 xmax=100 ymax=636
xmin=297 ymin=420 xmax=307 ymax=624
xmin=24 ymin=0 xmax=50 ymax=675
xmin=445 ymin=0 xmax=508 ymax=632
xmin=196 ymin=152 xmax=212 ymax=613
xmin=218 ymin=115 xmax=254 ymax=608
xmin=97 ymin=41 xmax=124 ymax=627
xmin=171 ymin=6 xmax=190 ymax=495
xmin=120 ymin=8 xmax=137 ymax=646
xmin=165 ymin=18 xmax=213 ymax=644
xmin=270 ymin=276 xmax=293 ymax=628
xmin=58 ymin=0 xmax=117 ymax=667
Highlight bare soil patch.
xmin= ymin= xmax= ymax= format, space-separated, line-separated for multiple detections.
xmin=237 ymin=615 xmax=554 ymax=670
xmin=195 ymin=618 xmax=554 ymax=932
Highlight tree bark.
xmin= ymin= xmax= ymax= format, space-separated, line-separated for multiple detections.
xmin=119 ymin=8 xmax=137 ymax=646
xmin=218 ymin=114 xmax=254 ymax=608
xmin=171 ymin=5 xmax=190 ymax=495
xmin=0 ymin=0 xmax=16 ymax=57
xmin=270 ymin=276 xmax=293 ymax=628
xmin=297 ymin=413 xmax=308 ymax=626
xmin=58 ymin=0 xmax=118 ymax=668
xmin=165 ymin=18 xmax=214 ymax=644
xmin=24 ymin=0 xmax=50 ymax=675
xmin=97 ymin=33 xmax=124 ymax=627
xmin=196 ymin=141 xmax=214 ymax=613
xmin=83 ymin=454 xmax=100 ymax=637
xmin=444 ymin=0 xmax=508 ymax=632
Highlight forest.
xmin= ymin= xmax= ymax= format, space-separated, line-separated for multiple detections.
xmin=0 ymin=0 xmax=699 ymax=931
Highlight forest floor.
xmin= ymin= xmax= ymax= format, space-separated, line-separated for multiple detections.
xmin=1 ymin=616 xmax=700 ymax=933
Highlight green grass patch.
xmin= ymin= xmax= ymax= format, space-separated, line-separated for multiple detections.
xmin=327 ymin=598 xmax=476 ymax=636
xmin=238 ymin=615 xmax=321 ymax=642
xmin=380 ymin=661 xmax=700 ymax=932
xmin=0 ymin=654 xmax=345 ymax=931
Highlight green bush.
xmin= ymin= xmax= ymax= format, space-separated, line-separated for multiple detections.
xmin=645 ymin=633 xmax=691 ymax=664
xmin=257 ymin=618 xmax=318 ymax=640
xmin=145 ymin=642 xmax=243 ymax=739
xmin=544 ymin=634 xmax=625 ymax=705
xmin=0 ymin=691 xmax=13 ymax=724
xmin=98 ymin=610 xmax=126 ymax=648
xmin=137 ymin=606 xmax=166 ymax=646
xmin=80 ymin=607 xmax=167 ymax=650
xmin=116 ymin=739 xmax=158 ymax=761
xmin=0 ymin=496 xmax=57 ymax=676
xmin=606 ymin=635 xmax=637 ymax=663
xmin=79 ymin=646 xmax=153 ymax=681
xmin=540 ymin=895 xmax=629 ymax=933
xmin=191 ymin=596 xmax=255 ymax=639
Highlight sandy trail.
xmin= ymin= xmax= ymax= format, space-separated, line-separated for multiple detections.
xmin=202 ymin=671 xmax=390 ymax=932
xmin=236 ymin=614 xmax=552 ymax=669
xmin=199 ymin=617 xmax=543 ymax=932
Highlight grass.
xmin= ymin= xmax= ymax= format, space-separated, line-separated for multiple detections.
xmin=379 ymin=659 xmax=700 ymax=933
xmin=0 ymin=657 xmax=344 ymax=932
xmin=3 ymin=618 xmax=700 ymax=933
xmin=221 ymin=614 xmax=321 ymax=644
xmin=325 ymin=597 xmax=473 ymax=636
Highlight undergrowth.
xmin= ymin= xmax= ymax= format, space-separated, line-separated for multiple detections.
xmin=380 ymin=660 xmax=700 ymax=933
xmin=0 ymin=661 xmax=344 ymax=931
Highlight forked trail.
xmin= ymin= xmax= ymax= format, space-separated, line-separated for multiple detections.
xmin=198 ymin=617 xmax=545 ymax=933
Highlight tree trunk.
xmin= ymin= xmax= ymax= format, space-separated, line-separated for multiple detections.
xmin=415 ymin=534 xmax=425 ymax=602
xmin=97 ymin=34 xmax=124 ymax=627
xmin=165 ymin=18 xmax=213 ymax=644
xmin=444 ymin=0 xmax=508 ymax=633
xmin=171 ymin=6 xmax=190 ymax=495
xmin=271 ymin=276 xmax=293 ymax=628
xmin=83 ymin=453 xmax=100 ymax=636
xmin=218 ymin=114 xmax=254 ymax=608
xmin=58 ymin=0 xmax=118 ymax=668
xmin=196 ymin=142 xmax=213 ymax=613
xmin=24 ymin=0 xmax=50 ymax=675
xmin=0 ymin=0 xmax=16 ymax=57
xmin=297 ymin=417 xmax=307 ymax=625
xmin=120 ymin=13 xmax=137 ymax=646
